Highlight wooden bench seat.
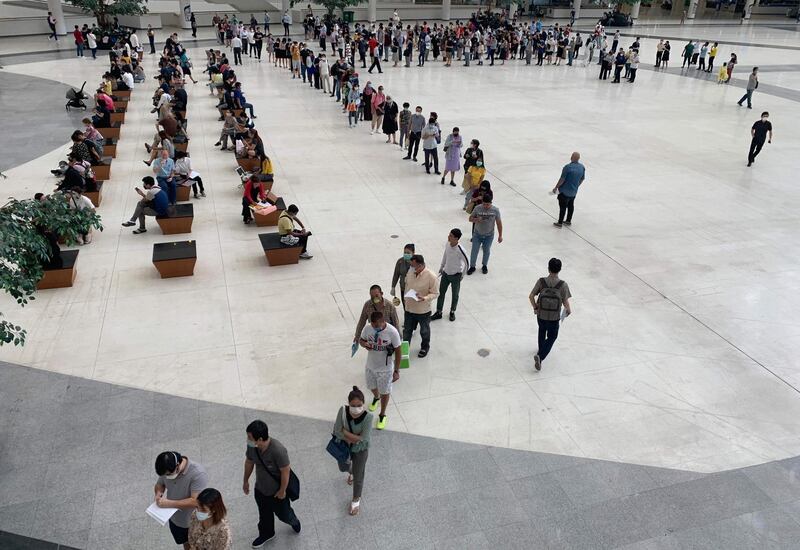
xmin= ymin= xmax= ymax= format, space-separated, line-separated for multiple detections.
xmin=110 ymin=110 xmax=126 ymax=124
xmin=259 ymin=232 xmax=302 ymax=266
xmin=104 ymin=138 xmax=117 ymax=158
xmin=85 ymin=181 xmax=103 ymax=207
xmin=98 ymin=123 xmax=121 ymax=139
xmin=176 ymin=184 xmax=191 ymax=202
xmin=237 ymin=157 xmax=261 ymax=173
xmin=92 ymin=158 xmax=113 ymax=180
xmin=254 ymin=197 xmax=286 ymax=227
xmin=37 ymin=250 xmax=78 ymax=289
xmin=156 ymin=203 xmax=194 ymax=235
xmin=174 ymin=141 xmax=189 ymax=153
xmin=153 ymin=240 xmax=197 ymax=278
xmin=114 ymin=89 xmax=131 ymax=99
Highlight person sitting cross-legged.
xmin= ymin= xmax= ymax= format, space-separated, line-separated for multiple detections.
xmin=122 ymin=176 xmax=170 ymax=234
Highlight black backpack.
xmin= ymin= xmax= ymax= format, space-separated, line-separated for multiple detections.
xmin=537 ymin=278 xmax=564 ymax=313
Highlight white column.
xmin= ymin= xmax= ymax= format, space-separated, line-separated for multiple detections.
xmin=631 ymin=1 xmax=641 ymax=19
xmin=47 ymin=0 xmax=67 ymax=35
xmin=572 ymin=0 xmax=581 ymax=21
xmin=687 ymin=0 xmax=699 ymax=18
xmin=281 ymin=0 xmax=290 ymax=13
xmin=178 ymin=0 xmax=192 ymax=29
xmin=743 ymin=0 xmax=754 ymax=19
xmin=509 ymin=2 xmax=518 ymax=19
xmin=368 ymin=0 xmax=377 ymax=23
xmin=442 ymin=0 xmax=451 ymax=21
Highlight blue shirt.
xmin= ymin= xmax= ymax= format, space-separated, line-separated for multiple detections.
xmin=559 ymin=161 xmax=585 ymax=197
xmin=154 ymin=157 xmax=174 ymax=178
xmin=151 ymin=187 xmax=169 ymax=215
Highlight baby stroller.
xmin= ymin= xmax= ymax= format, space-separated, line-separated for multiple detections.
xmin=65 ymin=81 xmax=88 ymax=111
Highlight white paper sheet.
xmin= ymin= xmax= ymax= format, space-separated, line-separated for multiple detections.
xmin=146 ymin=501 xmax=178 ymax=526
xmin=404 ymin=289 xmax=418 ymax=300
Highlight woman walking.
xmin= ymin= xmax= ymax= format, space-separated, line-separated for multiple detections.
xmin=187 ymin=488 xmax=232 ymax=550
xmin=441 ymin=127 xmax=463 ymax=186
xmin=333 ymin=386 xmax=373 ymax=516
xmin=382 ymin=96 xmax=399 ymax=144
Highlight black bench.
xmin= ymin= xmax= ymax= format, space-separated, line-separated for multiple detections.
xmin=259 ymin=232 xmax=301 ymax=266
xmin=153 ymin=240 xmax=197 ymax=278
xmin=156 ymin=203 xmax=194 ymax=235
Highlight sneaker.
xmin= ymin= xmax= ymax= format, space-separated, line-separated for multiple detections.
xmin=553 ymin=222 xmax=563 ymax=228
xmin=449 ymin=312 xmax=455 ymax=322
xmin=467 ymin=267 xmax=476 ymax=275
xmin=251 ymin=535 xmax=274 ymax=548
xmin=132 ymin=228 xmax=147 ymax=234
xmin=200 ymin=191 xmax=206 ymax=197
xmin=534 ymin=354 xmax=541 ymax=371
xmin=376 ymin=415 xmax=387 ymax=430
xmin=121 ymin=221 xmax=136 ymax=227
xmin=747 ymin=161 xmax=752 ymax=167
xmin=145 ymin=143 xmax=152 ymax=153
xmin=214 ymin=141 xmax=221 ymax=146
xmin=142 ymin=160 xmax=151 ymax=167
xmin=368 ymin=397 xmax=379 ymax=412
xmin=481 ymin=265 xmax=488 ymax=274
xmin=418 ymin=348 xmax=428 ymax=358
xmin=563 ymin=221 xmax=571 ymax=226
xmin=434 ymin=171 xmax=442 ymax=175
xmin=291 ymin=520 xmax=301 ymax=534
xmin=299 ymin=251 xmax=314 ymax=259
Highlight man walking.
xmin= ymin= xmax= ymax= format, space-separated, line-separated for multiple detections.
xmin=47 ymin=11 xmax=57 ymax=40
xmin=552 ymin=152 xmax=586 ymax=227
xmin=467 ymin=195 xmax=503 ymax=275
xmin=747 ymin=111 xmax=772 ymax=167
xmin=403 ymin=105 xmax=425 ymax=162
xmin=244 ymin=420 xmax=301 ymax=547
xmin=360 ymin=311 xmax=402 ymax=430
xmin=529 ymin=258 xmax=572 ymax=371
xmin=737 ymin=67 xmax=759 ymax=109
xmin=403 ymin=255 xmax=439 ymax=358
xmin=432 ymin=228 xmax=469 ymax=322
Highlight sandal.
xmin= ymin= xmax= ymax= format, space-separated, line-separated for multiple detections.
xmin=349 ymin=500 xmax=360 ymax=516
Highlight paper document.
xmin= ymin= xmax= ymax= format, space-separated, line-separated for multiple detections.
xmin=560 ymin=309 xmax=569 ymax=321
xmin=404 ymin=289 xmax=418 ymax=300
xmin=351 ymin=341 xmax=359 ymax=358
xmin=146 ymin=502 xmax=178 ymax=526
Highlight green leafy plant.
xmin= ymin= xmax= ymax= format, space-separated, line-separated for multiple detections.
xmin=65 ymin=0 xmax=149 ymax=29
xmin=0 ymin=193 xmax=103 ymax=346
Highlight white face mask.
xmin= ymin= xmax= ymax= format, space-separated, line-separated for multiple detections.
xmin=349 ymin=405 xmax=365 ymax=416
xmin=164 ymin=471 xmax=179 ymax=480
xmin=196 ymin=511 xmax=211 ymax=521
xmin=762 ymin=117 xmax=768 ymax=122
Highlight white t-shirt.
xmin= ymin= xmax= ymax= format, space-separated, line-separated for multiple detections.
xmin=122 ymin=72 xmax=134 ymax=89
xmin=87 ymin=33 xmax=97 ymax=49
xmin=232 ymin=37 xmax=242 ymax=48
xmin=360 ymin=323 xmax=401 ymax=372
xmin=130 ymin=33 xmax=140 ymax=49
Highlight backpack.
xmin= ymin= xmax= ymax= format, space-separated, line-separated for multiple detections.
xmin=537 ymin=278 xmax=564 ymax=314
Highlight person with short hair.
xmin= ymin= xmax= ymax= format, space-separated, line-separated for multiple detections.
xmin=243 ymin=420 xmax=301 ymax=548
xmin=551 ymin=151 xmax=586 ymax=228
xmin=432 ymin=228 xmax=469 ymax=322
xmin=403 ymin=105 xmax=425 ymax=161
xmin=390 ymin=243 xmax=414 ymax=307
xmin=277 ymin=204 xmax=313 ymax=259
xmin=403 ymin=254 xmax=439 ymax=358
xmin=529 ymin=258 xmax=572 ymax=371
xmin=152 ymin=148 xmax=177 ymax=205
xmin=360 ymin=310 xmax=402 ymax=430
xmin=737 ymin=67 xmax=759 ymax=109
xmin=467 ymin=194 xmax=502 ymax=275
xmin=354 ymin=285 xmax=400 ymax=342
xmin=187 ymin=488 xmax=233 ymax=550
xmin=153 ymin=451 xmax=209 ymax=549
xmin=333 ymin=386 xmax=374 ymax=515
xmin=122 ymin=176 xmax=170 ymax=234
xmin=747 ymin=111 xmax=773 ymax=167
xmin=73 ymin=25 xmax=85 ymax=57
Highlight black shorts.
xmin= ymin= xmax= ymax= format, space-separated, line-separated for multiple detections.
xmin=169 ymin=519 xmax=189 ymax=545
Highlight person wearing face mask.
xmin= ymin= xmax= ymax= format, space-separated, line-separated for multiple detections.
xmin=390 ymin=243 xmax=415 ymax=308
xmin=421 ymin=117 xmax=441 ymax=175
xmin=187 ymin=488 xmax=232 ymax=550
xmin=461 ymin=138 xmax=484 ymax=190
xmin=244 ymin=420 xmax=301 ymax=547
xmin=467 ymin=194 xmax=503 ymax=275
xmin=748 ymin=111 xmax=773 ymax=167
xmin=354 ymin=284 xmax=400 ymax=344
xmin=371 ymin=85 xmax=386 ymax=135
xmin=333 ymin=386 xmax=374 ymax=515
xmin=403 ymin=106 xmax=425 ymax=162
xmin=360 ymin=311 xmax=402 ymax=429
xmin=382 ymin=96 xmax=399 ymax=144
xmin=403 ymin=254 xmax=439 ymax=358
xmin=442 ymin=127 xmax=463 ymax=186
xmin=154 ymin=451 xmax=209 ymax=550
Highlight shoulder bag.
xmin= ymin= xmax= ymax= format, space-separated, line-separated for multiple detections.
xmin=325 ymin=407 xmax=352 ymax=465
xmin=253 ymin=445 xmax=301 ymax=501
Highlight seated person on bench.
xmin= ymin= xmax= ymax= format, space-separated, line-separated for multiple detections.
xmin=143 ymin=130 xmax=174 ymax=166
xmin=92 ymin=92 xmax=112 ymax=128
xmin=174 ymin=151 xmax=205 ymax=198
xmin=122 ymin=176 xmax=170 ymax=234
xmin=81 ymin=118 xmax=105 ymax=154
xmin=56 ymin=155 xmax=96 ymax=192
xmin=278 ymin=204 xmax=313 ymax=259
xmin=121 ymin=66 xmax=135 ymax=90
xmin=70 ymin=130 xmax=102 ymax=166
xmin=133 ymin=63 xmax=146 ymax=83
xmin=241 ymin=174 xmax=267 ymax=224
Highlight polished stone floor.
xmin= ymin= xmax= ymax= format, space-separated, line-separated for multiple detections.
xmin=1 ymin=20 xmax=800 ymax=546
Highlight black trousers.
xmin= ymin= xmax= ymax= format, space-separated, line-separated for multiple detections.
xmin=368 ymin=56 xmax=382 ymax=73
xmin=612 ymin=65 xmax=623 ymax=82
xmin=628 ymin=68 xmax=637 ymax=82
xmin=707 ymin=55 xmax=715 ymax=72
xmin=234 ymin=47 xmax=242 ymax=64
xmin=599 ymin=62 xmax=610 ymax=80
xmin=254 ymin=489 xmax=298 ymax=539
xmin=655 ymin=51 xmax=662 ymax=67
xmin=406 ymin=131 xmax=421 ymax=159
xmin=283 ymin=23 xmax=290 ymax=36
xmin=537 ymin=318 xmax=560 ymax=362
xmin=748 ymin=138 xmax=765 ymax=164
xmin=403 ymin=311 xmax=431 ymax=351
xmin=243 ymin=40 xmax=249 ymax=54
xmin=255 ymin=42 xmax=263 ymax=59
xmin=424 ymin=148 xmax=439 ymax=173
xmin=557 ymin=193 xmax=575 ymax=223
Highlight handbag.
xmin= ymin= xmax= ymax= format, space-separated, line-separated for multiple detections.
xmin=254 ymin=446 xmax=300 ymax=501
xmin=326 ymin=407 xmax=352 ymax=465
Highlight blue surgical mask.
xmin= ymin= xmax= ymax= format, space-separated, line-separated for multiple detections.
xmin=403 ymin=253 xmax=412 ymax=261
xmin=196 ymin=511 xmax=211 ymax=521
xmin=247 ymin=440 xmax=257 ymax=448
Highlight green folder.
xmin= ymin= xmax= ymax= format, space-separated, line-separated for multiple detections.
xmin=400 ymin=340 xmax=410 ymax=369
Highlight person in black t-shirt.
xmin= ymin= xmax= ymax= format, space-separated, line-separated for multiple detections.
xmin=748 ymin=111 xmax=773 ymax=167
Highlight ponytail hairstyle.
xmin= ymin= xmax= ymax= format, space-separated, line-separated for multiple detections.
xmin=348 ymin=386 xmax=365 ymax=403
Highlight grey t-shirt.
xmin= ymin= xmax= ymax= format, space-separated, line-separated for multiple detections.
xmin=156 ymin=459 xmax=209 ymax=528
xmin=531 ymin=275 xmax=572 ymax=321
xmin=472 ymin=204 xmax=501 ymax=236
xmin=246 ymin=438 xmax=290 ymax=496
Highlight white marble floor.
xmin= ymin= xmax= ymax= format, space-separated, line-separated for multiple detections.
xmin=2 ymin=22 xmax=800 ymax=473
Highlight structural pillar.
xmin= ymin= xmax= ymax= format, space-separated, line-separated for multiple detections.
xmin=687 ymin=0 xmax=699 ymax=19
xmin=442 ymin=0 xmax=451 ymax=22
xmin=572 ymin=0 xmax=581 ymax=21
xmin=47 ymin=0 xmax=66 ymax=35
xmin=178 ymin=0 xmax=192 ymax=29
xmin=743 ymin=0 xmax=754 ymax=19
xmin=630 ymin=0 xmax=641 ymax=19
xmin=368 ymin=0 xmax=377 ymax=23
xmin=509 ymin=2 xmax=517 ymax=20
xmin=281 ymin=0 xmax=290 ymax=14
